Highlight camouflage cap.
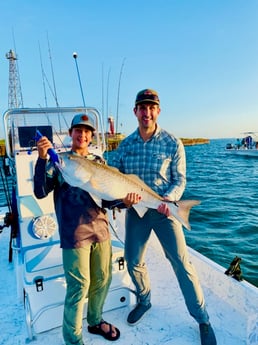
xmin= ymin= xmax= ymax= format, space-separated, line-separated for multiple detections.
xmin=135 ymin=89 xmax=160 ymax=106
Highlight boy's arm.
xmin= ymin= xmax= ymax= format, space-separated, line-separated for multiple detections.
xmin=34 ymin=158 xmax=56 ymax=199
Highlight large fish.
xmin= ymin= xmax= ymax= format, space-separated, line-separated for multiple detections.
xmin=57 ymin=155 xmax=200 ymax=230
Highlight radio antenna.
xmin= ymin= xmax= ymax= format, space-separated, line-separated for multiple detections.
xmin=47 ymin=32 xmax=59 ymax=107
xmin=73 ymin=52 xmax=86 ymax=107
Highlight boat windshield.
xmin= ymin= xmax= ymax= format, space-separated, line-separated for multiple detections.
xmin=2 ymin=107 xmax=106 ymax=158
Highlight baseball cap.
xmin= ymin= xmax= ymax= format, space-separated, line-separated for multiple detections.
xmin=135 ymin=89 xmax=160 ymax=106
xmin=70 ymin=113 xmax=96 ymax=131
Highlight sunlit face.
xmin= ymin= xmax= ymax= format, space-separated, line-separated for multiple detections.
xmin=69 ymin=125 xmax=93 ymax=154
xmin=134 ymin=103 xmax=160 ymax=130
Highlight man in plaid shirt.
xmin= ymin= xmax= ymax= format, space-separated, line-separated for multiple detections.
xmin=110 ymin=89 xmax=217 ymax=345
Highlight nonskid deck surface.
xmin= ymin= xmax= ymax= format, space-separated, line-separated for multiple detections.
xmin=1 ymin=221 xmax=257 ymax=345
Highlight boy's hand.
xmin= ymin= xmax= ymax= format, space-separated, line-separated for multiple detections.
xmin=123 ymin=193 xmax=142 ymax=208
xmin=37 ymin=136 xmax=53 ymax=159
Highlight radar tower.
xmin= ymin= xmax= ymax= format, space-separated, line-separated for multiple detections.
xmin=6 ymin=49 xmax=24 ymax=109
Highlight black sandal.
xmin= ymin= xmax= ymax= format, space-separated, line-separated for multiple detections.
xmin=88 ymin=320 xmax=120 ymax=341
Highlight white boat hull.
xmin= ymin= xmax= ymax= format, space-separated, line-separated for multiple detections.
xmin=225 ymin=148 xmax=258 ymax=157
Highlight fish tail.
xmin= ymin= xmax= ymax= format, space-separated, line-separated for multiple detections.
xmin=169 ymin=200 xmax=200 ymax=230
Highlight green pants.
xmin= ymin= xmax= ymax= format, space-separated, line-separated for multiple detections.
xmin=62 ymin=240 xmax=112 ymax=345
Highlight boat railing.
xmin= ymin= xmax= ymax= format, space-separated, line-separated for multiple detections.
xmin=2 ymin=107 xmax=106 ymax=160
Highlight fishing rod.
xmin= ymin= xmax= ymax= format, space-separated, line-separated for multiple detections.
xmin=35 ymin=130 xmax=59 ymax=163
xmin=115 ymin=57 xmax=126 ymax=134
xmin=46 ymin=32 xmax=65 ymax=133
xmin=47 ymin=32 xmax=59 ymax=108
xmin=38 ymin=41 xmax=48 ymax=108
xmin=37 ymin=43 xmax=59 ymax=114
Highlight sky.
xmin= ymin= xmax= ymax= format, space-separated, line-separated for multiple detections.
xmin=0 ymin=0 xmax=258 ymax=139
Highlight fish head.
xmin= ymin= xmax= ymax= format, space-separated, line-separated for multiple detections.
xmin=56 ymin=154 xmax=93 ymax=188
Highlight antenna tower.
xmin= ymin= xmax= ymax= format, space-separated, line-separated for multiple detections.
xmin=6 ymin=49 xmax=24 ymax=109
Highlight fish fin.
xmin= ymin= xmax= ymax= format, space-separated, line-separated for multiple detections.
xmin=168 ymin=200 xmax=200 ymax=230
xmin=132 ymin=204 xmax=148 ymax=218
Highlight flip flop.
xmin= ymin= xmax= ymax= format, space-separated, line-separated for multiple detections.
xmin=88 ymin=320 xmax=120 ymax=341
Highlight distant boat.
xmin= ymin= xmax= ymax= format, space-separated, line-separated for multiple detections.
xmin=225 ymin=132 xmax=258 ymax=157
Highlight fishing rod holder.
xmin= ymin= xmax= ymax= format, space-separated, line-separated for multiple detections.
xmin=225 ymin=256 xmax=243 ymax=281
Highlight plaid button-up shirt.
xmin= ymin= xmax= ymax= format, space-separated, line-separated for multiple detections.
xmin=110 ymin=125 xmax=186 ymax=201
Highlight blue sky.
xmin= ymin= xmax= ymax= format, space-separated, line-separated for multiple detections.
xmin=0 ymin=0 xmax=258 ymax=139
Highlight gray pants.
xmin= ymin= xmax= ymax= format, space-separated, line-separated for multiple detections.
xmin=125 ymin=208 xmax=209 ymax=324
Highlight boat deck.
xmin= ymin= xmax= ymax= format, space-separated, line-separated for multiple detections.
xmin=0 ymin=209 xmax=257 ymax=344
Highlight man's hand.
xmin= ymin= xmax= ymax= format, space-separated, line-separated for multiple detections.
xmin=122 ymin=193 xmax=142 ymax=208
xmin=157 ymin=196 xmax=173 ymax=217
xmin=157 ymin=203 xmax=171 ymax=217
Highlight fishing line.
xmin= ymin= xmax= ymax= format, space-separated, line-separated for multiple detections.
xmin=108 ymin=209 xmax=125 ymax=246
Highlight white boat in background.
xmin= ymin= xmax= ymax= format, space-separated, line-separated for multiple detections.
xmin=0 ymin=107 xmax=257 ymax=344
xmin=225 ymin=132 xmax=258 ymax=157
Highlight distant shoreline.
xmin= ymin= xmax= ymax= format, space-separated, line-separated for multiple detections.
xmin=181 ymin=138 xmax=210 ymax=146
xmin=0 ymin=137 xmax=210 ymax=156
xmin=105 ymin=137 xmax=210 ymax=151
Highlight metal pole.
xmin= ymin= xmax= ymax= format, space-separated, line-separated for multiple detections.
xmin=73 ymin=52 xmax=86 ymax=107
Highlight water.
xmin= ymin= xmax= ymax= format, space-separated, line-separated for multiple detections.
xmin=106 ymin=138 xmax=258 ymax=287
xmin=183 ymin=139 xmax=258 ymax=287
xmin=0 ymin=139 xmax=257 ymax=287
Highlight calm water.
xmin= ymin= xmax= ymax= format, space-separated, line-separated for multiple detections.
xmin=0 ymin=139 xmax=257 ymax=287
xmin=106 ymin=138 xmax=258 ymax=287
xmin=183 ymin=139 xmax=258 ymax=287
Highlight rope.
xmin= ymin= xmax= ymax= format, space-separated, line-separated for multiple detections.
xmin=109 ymin=209 xmax=125 ymax=246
